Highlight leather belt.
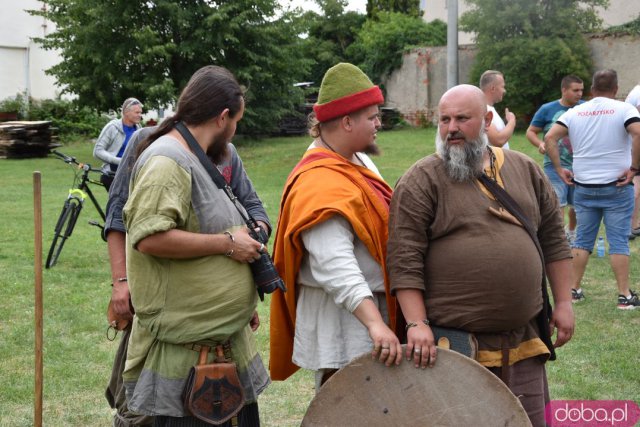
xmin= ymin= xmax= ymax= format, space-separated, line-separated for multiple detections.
xmin=184 ymin=340 xmax=232 ymax=359
xmin=572 ymin=179 xmax=620 ymax=188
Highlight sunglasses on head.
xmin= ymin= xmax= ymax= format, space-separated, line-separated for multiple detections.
xmin=122 ymin=98 xmax=142 ymax=111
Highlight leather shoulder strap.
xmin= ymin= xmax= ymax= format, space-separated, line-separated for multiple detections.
xmin=478 ymin=173 xmax=556 ymax=360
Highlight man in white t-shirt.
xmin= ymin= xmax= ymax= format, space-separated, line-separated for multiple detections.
xmin=545 ymin=69 xmax=640 ymax=309
xmin=480 ymin=70 xmax=515 ymax=150
xmin=625 ymin=83 xmax=640 ymax=239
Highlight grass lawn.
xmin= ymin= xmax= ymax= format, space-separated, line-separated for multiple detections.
xmin=0 ymin=127 xmax=638 ymax=426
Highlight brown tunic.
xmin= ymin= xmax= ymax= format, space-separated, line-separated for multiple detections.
xmin=387 ymin=149 xmax=571 ymax=365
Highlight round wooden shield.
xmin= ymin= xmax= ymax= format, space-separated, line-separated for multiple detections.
xmin=302 ymin=347 xmax=531 ymax=427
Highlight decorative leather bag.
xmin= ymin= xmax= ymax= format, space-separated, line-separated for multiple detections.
xmin=182 ymin=344 xmax=245 ymax=425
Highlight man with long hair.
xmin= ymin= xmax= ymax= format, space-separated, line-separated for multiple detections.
xmin=121 ymin=65 xmax=269 ymax=426
xmin=104 ymin=121 xmax=269 ymax=426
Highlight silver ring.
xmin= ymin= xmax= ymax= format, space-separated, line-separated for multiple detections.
xmin=414 ymin=348 xmax=421 ymax=353
xmin=259 ymin=243 xmax=265 ymax=252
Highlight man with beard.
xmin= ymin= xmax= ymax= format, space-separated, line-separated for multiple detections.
xmin=270 ymin=63 xmax=402 ymax=389
xmin=104 ymin=126 xmax=269 ymax=425
xmin=122 ymin=66 xmax=270 ymax=426
xmin=386 ymin=84 xmax=574 ymax=427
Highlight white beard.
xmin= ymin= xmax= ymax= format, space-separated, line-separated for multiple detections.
xmin=435 ymin=125 xmax=489 ymax=183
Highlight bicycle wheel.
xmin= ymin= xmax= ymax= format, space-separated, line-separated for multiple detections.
xmin=45 ymin=197 xmax=83 ymax=268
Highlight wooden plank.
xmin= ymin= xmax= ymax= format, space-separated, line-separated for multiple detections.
xmin=0 ymin=121 xmax=57 ymax=159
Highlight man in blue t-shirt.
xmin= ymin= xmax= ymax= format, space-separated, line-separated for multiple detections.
xmin=526 ymin=76 xmax=584 ymax=271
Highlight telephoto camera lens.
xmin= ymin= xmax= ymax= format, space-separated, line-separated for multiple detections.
xmin=248 ymin=224 xmax=286 ymax=301
xmin=249 ymin=254 xmax=287 ymax=301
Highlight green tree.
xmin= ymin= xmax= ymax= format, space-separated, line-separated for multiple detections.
xmin=348 ymin=12 xmax=446 ymax=83
xmin=32 ymin=0 xmax=310 ymax=135
xmin=461 ymin=0 xmax=609 ymax=119
xmin=300 ymin=0 xmax=366 ymax=85
xmin=366 ymin=0 xmax=421 ymax=17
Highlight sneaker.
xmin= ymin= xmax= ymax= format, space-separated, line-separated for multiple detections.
xmin=629 ymin=233 xmax=637 ymax=241
xmin=617 ymin=290 xmax=640 ymax=310
xmin=571 ymin=288 xmax=585 ymax=303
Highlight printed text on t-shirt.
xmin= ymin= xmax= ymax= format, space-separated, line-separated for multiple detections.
xmin=577 ymin=109 xmax=614 ymax=117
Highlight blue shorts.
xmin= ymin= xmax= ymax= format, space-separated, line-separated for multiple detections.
xmin=572 ymin=183 xmax=634 ymax=255
xmin=544 ymin=164 xmax=574 ymax=207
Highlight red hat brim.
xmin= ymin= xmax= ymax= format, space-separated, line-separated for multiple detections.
xmin=313 ymin=86 xmax=384 ymax=122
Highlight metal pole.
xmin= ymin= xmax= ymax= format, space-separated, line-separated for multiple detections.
xmin=25 ymin=41 xmax=32 ymax=103
xmin=34 ymin=172 xmax=43 ymax=427
xmin=447 ymin=0 xmax=459 ymax=88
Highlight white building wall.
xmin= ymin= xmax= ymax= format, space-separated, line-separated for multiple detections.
xmin=0 ymin=0 xmax=61 ymax=101
xmin=0 ymin=48 xmax=27 ymax=99
xmin=423 ymin=0 xmax=474 ymax=44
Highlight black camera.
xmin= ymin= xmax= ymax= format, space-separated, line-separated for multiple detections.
xmin=246 ymin=217 xmax=287 ymax=301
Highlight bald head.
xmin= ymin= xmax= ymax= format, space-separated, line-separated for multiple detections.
xmin=440 ymin=84 xmax=487 ymax=115
xmin=436 ymin=85 xmax=490 ymax=182
xmin=437 ymin=84 xmax=491 ymax=149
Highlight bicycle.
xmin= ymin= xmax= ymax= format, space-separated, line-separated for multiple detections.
xmin=45 ymin=150 xmax=110 ymax=269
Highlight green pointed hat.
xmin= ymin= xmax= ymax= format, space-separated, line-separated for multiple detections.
xmin=313 ymin=63 xmax=384 ymax=123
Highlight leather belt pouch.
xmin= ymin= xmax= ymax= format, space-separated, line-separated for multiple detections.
xmin=432 ymin=325 xmax=478 ymax=359
xmin=182 ymin=344 xmax=245 ymax=425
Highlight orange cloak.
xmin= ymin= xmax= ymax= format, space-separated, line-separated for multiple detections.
xmin=269 ymin=148 xmax=397 ymax=381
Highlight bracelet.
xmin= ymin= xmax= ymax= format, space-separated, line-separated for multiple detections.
xmin=224 ymin=231 xmax=235 ymax=257
xmin=631 ymin=166 xmax=640 ymax=175
xmin=405 ymin=319 xmax=430 ymax=332
xmin=111 ymin=277 xmax=128 ymax=287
